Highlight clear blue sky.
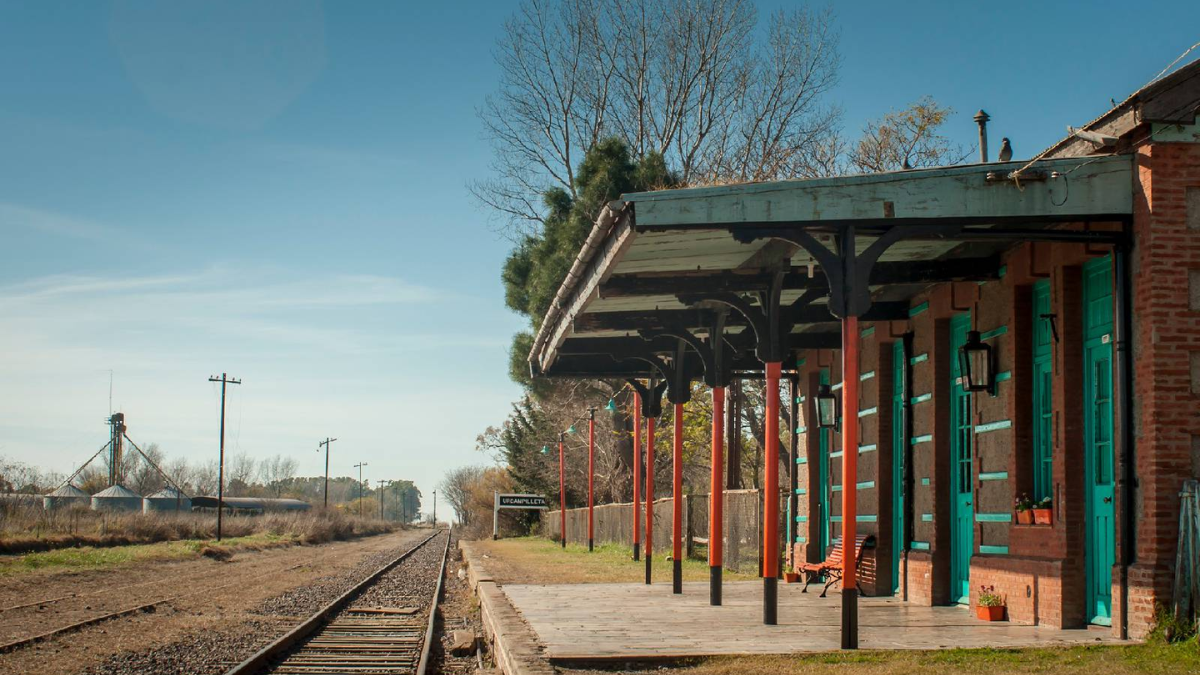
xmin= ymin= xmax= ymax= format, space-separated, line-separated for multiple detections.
xmin=2 ymin=1 xmax=1197 ymax=514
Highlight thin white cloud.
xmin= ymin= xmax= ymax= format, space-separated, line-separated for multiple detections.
xmin=0 ymin=202 xmax=120 ymax=242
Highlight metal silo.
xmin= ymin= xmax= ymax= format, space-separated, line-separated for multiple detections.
xmin=43 ymin=484 xmax=90 ymax=511
xmin=90 ymin=484 xmax=142 ymax=512
xmin=142 ymin=486 xmax=191 ymax=513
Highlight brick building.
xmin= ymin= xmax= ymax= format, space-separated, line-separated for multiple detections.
xmin=529 ymin=61 xmax=1200 ymax=641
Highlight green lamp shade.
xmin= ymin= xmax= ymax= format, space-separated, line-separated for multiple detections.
xmin=567 ymin=425 xmax=576 ymax=434
xmin=605 ymin=398 xmax=617 ymax=412
xmin=541 ymin=445 xmax=549 ymax=454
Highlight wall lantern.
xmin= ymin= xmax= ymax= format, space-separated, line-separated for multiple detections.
xmin=959 ymin=330 xmax=995 ymax=394
xmin=815 ymin=384 xmax=839 ymax=429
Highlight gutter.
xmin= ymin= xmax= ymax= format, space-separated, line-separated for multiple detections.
xmin=527 ymin=200 xmax=628 ymax=376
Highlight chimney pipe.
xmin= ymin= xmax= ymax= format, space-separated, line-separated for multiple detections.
xmin=974 ymin=110 xmax=991 ymax=163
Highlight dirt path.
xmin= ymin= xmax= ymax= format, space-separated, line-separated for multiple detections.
xmin=0 ymin=529 xmax=425 ymax=675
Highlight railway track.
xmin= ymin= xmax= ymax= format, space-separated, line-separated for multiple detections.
xmin=225 ymin=527 xmax=451 ymax=675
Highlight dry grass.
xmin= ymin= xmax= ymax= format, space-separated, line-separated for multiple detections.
xmin=0 ymin=502 xmax=396 ymax=555
xmin=470 ymin=536 xmax=756 ymax=584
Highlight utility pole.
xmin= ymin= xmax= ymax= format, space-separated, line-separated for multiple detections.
xmin=317 ymin=438 xmax=337 ymax=509
xmin=432 ymin=490 xmax=437 ymax=526
xmin=354 ymin=462 xmax=368 ymax=517
xmin=208 ymin=373 xmax=241 ymax=542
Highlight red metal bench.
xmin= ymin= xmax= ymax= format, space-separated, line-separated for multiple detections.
xmin=796 ymin=534 xmax=876 ymax=597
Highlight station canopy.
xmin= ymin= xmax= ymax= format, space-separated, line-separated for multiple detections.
xmin=529 ymin=154 xmax=1133 ymax=380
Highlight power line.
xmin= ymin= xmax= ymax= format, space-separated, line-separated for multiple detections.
xmin=208 ymin=373 xmax=242 ymax=542
xmin=318 ymin=437 xmax=337 ymax=509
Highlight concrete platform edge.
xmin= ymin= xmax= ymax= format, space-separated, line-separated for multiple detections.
xmin=460 ymin=541 xmax=556 ymax=675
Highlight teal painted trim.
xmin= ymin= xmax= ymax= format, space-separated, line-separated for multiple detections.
xmin=911 ymin=541 xmax=931 ymax=551
xmin=980 ymin=545 xmax=1009 ymax=555
xmin=920 ymin=477 xmax=931 ymax=486
xmin=797 ymin=357 xmax=807 ymax=367
xmin=981 ymin=325 xmax=1008 ymax=341
xmin=830 ymin=515 xmax=876 ymax=523
xmin=831 ymin=381 xmax=843 ymax=391
xmin=975 ymin=513 xmax=1012 ymax=523
xmin=831 ymin=515 xmax=841 ymax=522
xmin=861 ymin=326 xmax=875 ymax=338
xmin=910 ymin=393 xmax=932 ymax=405
xmin=796 ymin=426 xmax=807 ymax=434
xmin=860 ymin=370 xmax=876 ymax=381
xmin=909 ymin=302 xmax=929 ymax=317
xmin=912 ymin=434 xmax=933 ymax=445
xmin=795 ymin=488 xmax=807 ymax=495
xmin=857 ymin=407 xmax=877 ymax=418
xmin=856 ymin=481 xmax=875 ymax=490
xmin=998 ymin=265 xmax=1007 ymax=278
xmin=921 ymin=513 xmax=933 ymax=522
xmin=831 ymin=484 xmax=843 ymax=492
xmin=979 ymin=471 xmax=1009 ymax=481
xmin=830 ymin=450 xmax=843 ymax=459
xmin=795 ymin=515 xmax=808 ymax=522
xmin=974 ymin=420 xmax=1013 ymax=434
xmin=796 ymin=395 xmax=807 ymax=403
xmin=858 ymin=444 xmax=877 ymax=454
xmin=796 ymin=536 xmax=807 ymax=544
xmin=909 ymin=353 xmax=929 ymax=365
xmin=995 ymin=370 xmax=1012 ymax=383
xmin=796 ymin=456 xmax=807 ymax=464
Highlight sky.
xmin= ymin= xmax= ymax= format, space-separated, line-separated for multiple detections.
xmin=2 ymin=1 xmax=1197 ymax=517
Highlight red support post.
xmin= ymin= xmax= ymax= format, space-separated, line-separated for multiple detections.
xmin=709 ymin=385 xmax=725 ymax=605
xmin=559 ymin=435 xmax=566 ymax=549
xmin=588 ymin=409 xmax=595 ymax=552
xmin=672 ymin=401 xmax=684 ymax=594
xmin=633 ymin=393 xmax=642 ymax=562
xmin=645 ymin=416 xmax=656 ymax=584
xmin=841 ymin=316 xmax=860 ymax=648
xmin=763 ymin=361 xmax=781 ymax=625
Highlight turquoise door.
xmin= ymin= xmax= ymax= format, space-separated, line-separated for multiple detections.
xmin=1032 ymin=280 xmax=1054 ymax=501
xmin=818 ymin=368 xmax=831 ymax=554
xmin=949 ymin=314 xmax=974 ymax=605
xmin=891 ymin=340 xmax=906 ymax=594
xmin=1083 ymin=256 xmax=1115 ymax=625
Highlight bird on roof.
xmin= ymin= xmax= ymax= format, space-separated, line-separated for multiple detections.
xmin=998 ymin=137 xmax=1013 ymax=162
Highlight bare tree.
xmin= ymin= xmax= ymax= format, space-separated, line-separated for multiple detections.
xmin=259 ymin=454 xmax=299 ymax=498
xmin=440 ymin=466 xmax=486 ymax=527
xmin=849 ymin=97 xmax=967 ymax=173
xmin=475 ymin=0 xmax=843 ymax=234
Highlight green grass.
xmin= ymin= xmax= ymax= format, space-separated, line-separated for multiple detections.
xmin=0 ymin=531 xmax=297 ymax=576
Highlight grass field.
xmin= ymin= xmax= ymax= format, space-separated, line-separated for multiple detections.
xmin=475 ymin=536 xmax=1199 ymax=675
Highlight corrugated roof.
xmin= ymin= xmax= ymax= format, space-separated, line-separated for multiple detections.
xmin=92 ymin=484 xmax=141 ymax=498
xmin=47 ymin=484 xmax=88 ymax=497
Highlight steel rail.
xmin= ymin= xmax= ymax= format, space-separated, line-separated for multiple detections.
xmin=415 ymin=526 xmax=452 ymax=675
xmin=223 ymin=528 xmax=444 ymax=675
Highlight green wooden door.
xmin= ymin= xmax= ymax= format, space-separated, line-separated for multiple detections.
xmin=818 ymin=368 xmax=831 ymax=555
xmin=1032 ymin=280 xmax=1054 ymax=501
xmin=1083 ymin=256 xmax=1115 ymax=625
xmin=891 ymin=340 xmax=906 ymax=595
xmin=949 ymin=314 xmax=974 ymax=605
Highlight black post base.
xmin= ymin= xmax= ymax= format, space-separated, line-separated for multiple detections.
xmin=710 ymin=565 xmax=722 ymax=606
xmin=764 ymin=577 xmax=778 ymax=625
xmin=633 ymin=542 xmax=640 ymax=562
xmin=588 ymin=538 xmax=594 ymax=552
xmin=561 ymin=537 xmax=566 ymax=549
xmin=645 ymin=555 xmax=652 ymax=585
xmin=841 ymin=587 xmax=859 ymax=649
xmin=673 ymin=560 xmax=682 ymax=594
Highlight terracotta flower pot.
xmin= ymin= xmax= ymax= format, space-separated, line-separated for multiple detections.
xmin=1033 ymin=508 xmax=1052 ymax=525
xmin=1016 ymin=510 xmax=1033 ymax=525
xmin=784 ymin=572 xmax=800 ymax=583
xmin=975 ymin=605 xmax=1006 ymax=621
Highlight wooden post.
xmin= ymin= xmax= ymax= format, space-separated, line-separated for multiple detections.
xmin=710 ymin=385 xmax=725 ymax=605
xmin=633 ymin=393 xmax=642 ymax=562
xmin=559 ymin=434 xmax=566 ymax=549
xmin=672 ymin=402 xmax=684 ymax=594
xmin=763 ymin=362 xmax=781 ymax=625
xmin=645 ymin=417 xmax=656 ymax=584
xmin=841 ymin=316 xmax=860 ymax=648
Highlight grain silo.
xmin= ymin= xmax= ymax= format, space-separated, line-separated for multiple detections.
xmin=142 ymin=486 xmax=191 ymax=513
xmin=91 ymin=484 xmax=142 ymax=512
xmin=43 ymin=484 xmax=89 ymax=511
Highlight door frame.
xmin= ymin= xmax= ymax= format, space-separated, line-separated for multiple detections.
xmin=1082 ymin=256 xmax=1116 ymax=625
xmin=949 ymin=313 xmax=975 ymax=605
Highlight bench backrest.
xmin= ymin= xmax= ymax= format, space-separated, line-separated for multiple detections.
xmin=824 ymin=535 xmax=874 ymax=565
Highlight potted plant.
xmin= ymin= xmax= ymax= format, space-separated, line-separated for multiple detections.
xmin=1032 ymin=496 xmax=1052 ymax=525
xmin=783 ymin=565 xmax=800 ymax=583
xmin=1014 ymin=494 xmax=1034 ymax=525
xmin=975 ymin=585 xmax=1006 ymax=621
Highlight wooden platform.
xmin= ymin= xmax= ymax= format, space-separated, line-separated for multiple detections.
xmin=501 ymin=581 xmax=1123 ymax=660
